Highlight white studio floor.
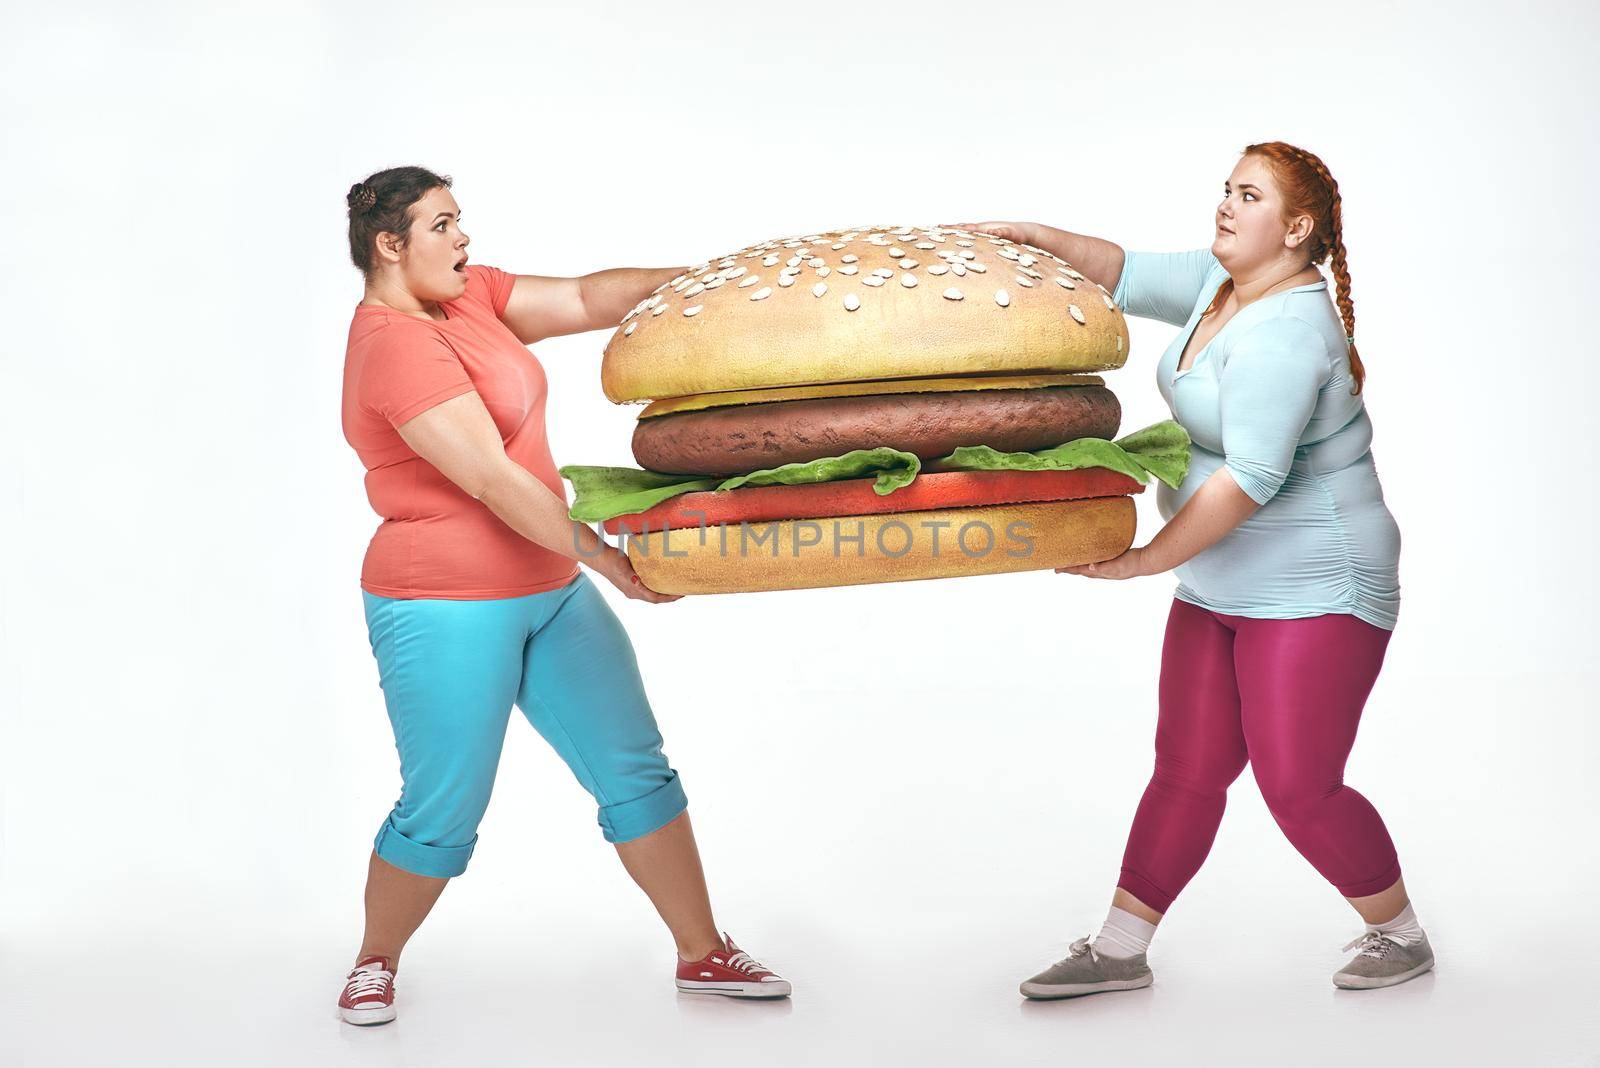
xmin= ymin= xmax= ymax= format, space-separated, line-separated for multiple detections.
xmin=5 ymin=669 xmax=1596 ymax=1068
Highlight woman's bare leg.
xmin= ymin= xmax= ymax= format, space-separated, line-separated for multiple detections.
xmin=355 ymin=852 xmax=450 ymax=968
xmin=614 ymin=811 xmax=723 ymax=961
xmin=354 ymin=811 xmax=727 ymax=968
xmin=1111 ymin=887 xmax=1164 ymax=926
xmin=1346 ymin=875 xmax=1410 ymax=925
xmin=1108 ymin=877 xmax=1411 ymax=930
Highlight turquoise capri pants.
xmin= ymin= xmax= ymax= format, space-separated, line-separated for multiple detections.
xmin=360 ymin=570 xmax=688 ymax=878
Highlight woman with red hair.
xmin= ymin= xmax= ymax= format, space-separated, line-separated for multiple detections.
xmin=960 ymin=141 xmax=1426 ymax=996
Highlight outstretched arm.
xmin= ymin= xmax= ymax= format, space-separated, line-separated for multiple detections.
xmin=499 ymin=265 xmax=687 ymax=344
xmin=942 ymin=220 xmax=1125 ymax=294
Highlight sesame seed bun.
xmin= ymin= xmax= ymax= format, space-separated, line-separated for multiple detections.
xmin=603 ymin=225 xmax=1128 ymax=404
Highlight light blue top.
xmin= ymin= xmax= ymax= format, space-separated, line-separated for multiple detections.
xmin=1111 ymin=248 xmax=1401 ymax=630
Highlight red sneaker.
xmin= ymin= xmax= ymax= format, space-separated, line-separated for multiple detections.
xmin=338 ymin=954 xmax=397 ymax=1025
xmin=675 ymin=933 xmax=792 ymax=998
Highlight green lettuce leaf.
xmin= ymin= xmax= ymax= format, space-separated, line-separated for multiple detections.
xmin=936 ymin=419 xmax=1191 ymax=490
xmin=559 ymin=447 xmax=920 ymax=524
xmin=555 ymin=466 xmax=723 ymax=524
xmin=560 ymin=420 xmax=1190 ymax=524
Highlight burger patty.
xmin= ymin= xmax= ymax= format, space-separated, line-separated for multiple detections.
xmin=631 ymin=385 xmax=1122 ymax=477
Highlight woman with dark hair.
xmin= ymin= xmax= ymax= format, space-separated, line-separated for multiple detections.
xmin=336 ymin=167 xmax=789 ymax=1025
xmin=957 ymin=141 xmax=1427 ymax=997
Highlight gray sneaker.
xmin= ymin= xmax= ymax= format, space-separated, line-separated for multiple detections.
xmin=1333 ymin=930 xmax=1435 ymax=989
xmin=1020 ymin=937 xmax=1154 ymax=1000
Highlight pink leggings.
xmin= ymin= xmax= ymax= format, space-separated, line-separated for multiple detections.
xmin=1117 ymin=598 xmax=1401 ymax=914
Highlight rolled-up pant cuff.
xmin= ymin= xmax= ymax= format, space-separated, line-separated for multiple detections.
xmin=1117 ymin=868 xmax=1176 ymax=914
xmin=598 ymin=771 xmax=688 ymax=844
xmin=374 ymin=818 xmax=476 ymax=878
xmin=1335 ymin=859 xmax=1403 ymax=900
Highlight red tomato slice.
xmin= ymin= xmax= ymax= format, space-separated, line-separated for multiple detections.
xmin=602 ymin=467 xmax=1143 ymax=535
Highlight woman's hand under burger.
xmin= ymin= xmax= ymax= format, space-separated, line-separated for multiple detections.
xmin=1057 ymin=545 xmax=1153 ymax=581
xmin=593 ymin=544 xmax=682 ymax=603
xmin=941 ymin=220 xmax=1039 ymax=245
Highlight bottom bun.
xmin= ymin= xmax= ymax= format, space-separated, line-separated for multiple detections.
xmin=623 ymin=497 xmax=1134 ymax=595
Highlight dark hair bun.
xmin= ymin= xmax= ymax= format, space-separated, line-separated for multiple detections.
xmin=344 ymin=166 xmax=451 ymax=275
xmin=347 ymin=183 xmax=377 ymax=213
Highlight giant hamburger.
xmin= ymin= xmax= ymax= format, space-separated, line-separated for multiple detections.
xmin=560 ymin=224 xmax=1188 ymax=595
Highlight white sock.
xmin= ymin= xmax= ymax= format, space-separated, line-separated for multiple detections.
xmin=1367 ymin=902 xmax=1424 ymax=944
xmin=1092 ymin=905 xmax=1157 ymax=959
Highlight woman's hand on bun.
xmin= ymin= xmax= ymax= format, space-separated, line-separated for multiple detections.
xmin=942 ymin=220 xmax=1038 ymax=245
xmin=593 ymin=544 xmax=682 ymax=603
xmin=1057 ymin=545 xmax=1153 ymax=581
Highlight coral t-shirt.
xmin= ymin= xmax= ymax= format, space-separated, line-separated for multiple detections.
xmin=341 ymin=264 xmax=579 ymax=599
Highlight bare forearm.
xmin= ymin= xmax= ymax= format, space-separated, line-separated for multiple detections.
xmin=1018 ymin=224 xmax=1125 ymax=295
xmin=1140 ymin=467 xmax=1260 ymax=573
xmin=578 ymin=266 xmax=687 ymax=329
xmin=476 ymin=462 xmax=608 ymax=563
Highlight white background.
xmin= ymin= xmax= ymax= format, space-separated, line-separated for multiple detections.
xmin=4 ymin=2 xmax=1597 ymax=1065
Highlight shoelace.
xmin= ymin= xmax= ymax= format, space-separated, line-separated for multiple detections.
xmin=1341 ymin=931 xmax=1415 ymax=959
xmin=1057 ymin=936 xmax=1101 ymax=966
xmin=345 ymin=964 xmax=394 ymax=1002
xmin=724 ymin=949 xmax=769 ymax=976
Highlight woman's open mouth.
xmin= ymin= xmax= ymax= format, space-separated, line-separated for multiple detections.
xmin=453 ymin=255 xmax=468 ymax=273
